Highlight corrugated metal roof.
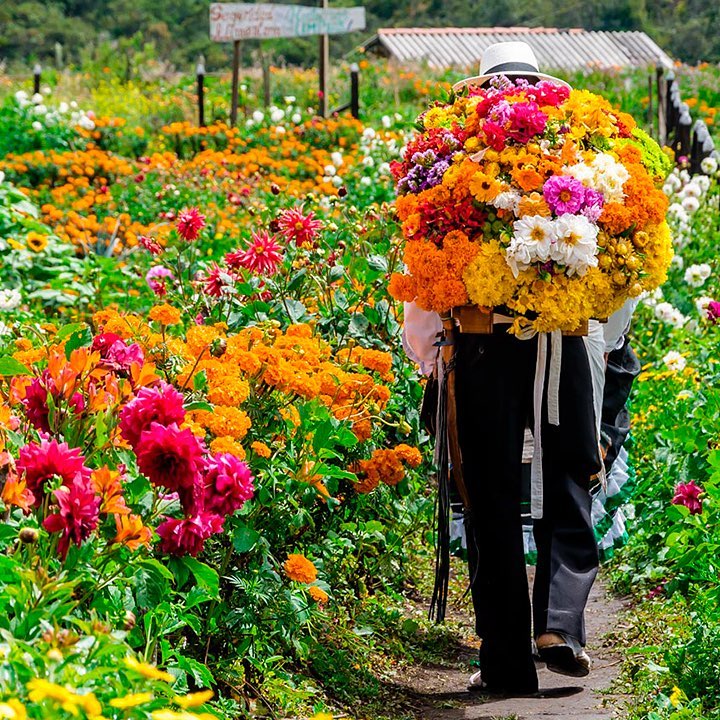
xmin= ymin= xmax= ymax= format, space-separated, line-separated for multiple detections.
xmin=363 ymin=27 xmax=673 ymax=71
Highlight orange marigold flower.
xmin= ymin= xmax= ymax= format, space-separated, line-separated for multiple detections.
xmin=209 ymin=436 xmax=246 ymax=459
xmin=148 ymin=304 xmax=182 ymax=326
xmin=512 ymin=166 xmax=544 ymax=192
xmin=251 ymin=441 xmax=272 ymax=458
xmin=309 ymin=586 xmax=329 ymax=604
xmin=284 ymin=553 xmax=318 ymax=584
xmin=1 ymin=473 xmax=35 ymax=512
xmin=394 ymin=444 xmax=423 ymax=468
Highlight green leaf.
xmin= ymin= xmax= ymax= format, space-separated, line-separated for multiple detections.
xmin=184 ymin=401 xmax=213 ymax=412
xmin=232 ymin=523 xmax=260 ymax=553
xmin=56 ymin=322 xmax=87 ymax=341
xmin=173 ymin=655 xmax=214 ymax=687
xmin=64 ymin=327 xmax=93 ymax=358
xmin=0 ymin=357 xmax=32 ymax=376
xmin=183 ymin=558 xmax=219 ymax=599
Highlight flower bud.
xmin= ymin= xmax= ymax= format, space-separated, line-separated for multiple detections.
xmin=271 ymin=183 xmax=281 ymax=195
xmin=19 ymin=527 xmax=38 ymax=544
xmin=123 ymin=610 xmax=137 ymax=631
xmin=210 ymin=338 xmax=227 ymax=358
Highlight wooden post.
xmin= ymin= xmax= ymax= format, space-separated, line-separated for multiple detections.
xmin=196 ymin=57 xmax=206 ymax=127
xmin=656 ymin=64 xmax=666 ymax=145
xmin=33 ymin=64 xmax=41 ymax=95
xmin=260 ymin=43 xmax=271 ymax=107
xmin=647 ymin=72 xmax=653 ymax=136
xmin=690 ymin=121 xmax=701 ymax=174
xmin=350 ymin=62 xmax=359 ymax=118
xmin=318 ymin=0 xmax=329 ymax=117
xmin=678 ymin=111 xmax=692 ymax=160
xmin=230 ymin=40 xmax=240 ymax=127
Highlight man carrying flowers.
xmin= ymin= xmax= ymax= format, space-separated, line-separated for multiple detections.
xmin=394 ymin=41 xmax=672 ymax=696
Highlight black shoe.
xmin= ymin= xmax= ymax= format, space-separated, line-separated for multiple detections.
xmin=536 ymin=632 xmax=591 ymax=678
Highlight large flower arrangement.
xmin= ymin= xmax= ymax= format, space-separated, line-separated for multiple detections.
xmin=388 ymin=78 xmax=674 ymax=333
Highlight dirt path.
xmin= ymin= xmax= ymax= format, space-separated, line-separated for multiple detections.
xmin=391 ymin=573 xmax=626 ymax=720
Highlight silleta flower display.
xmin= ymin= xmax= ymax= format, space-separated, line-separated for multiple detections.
xmin=389 ymin=77 xmax=674 ymax=333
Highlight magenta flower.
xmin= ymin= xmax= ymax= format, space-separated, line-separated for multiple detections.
xmin=176 ymin=207 xmax=206 ymax=241
xmin=17 ymin=439 xmax=92 ymax=505
xmin=145 ymin=266 xmax=174 ymax=297
xmin=276 ymin=207 xmax=323 ymax=248
xmin=156 ymin=512 xmax=225 ymax=557
xmin=203 ymin=453 xmax=254 ymax=516
xmin=119 ymin=382 xmax=186 ymax=449
xmin=139 ymin=235 xmax=163 ymax=255
xmin=135 ymin=422 xmax=206 ymax=513
xmin=671 ymin=481 xmax=703 ymax=514
xmin=507 ymin=101 xmax=548 ymax=143
xmin=43 ymin=476 xmax=101 ymax=559
xmin=581 ymin=187 xmax=605 ymax=222
xmin=707 ymin=301 xmax=720 ymax=323
xmin=543 ymin=176 xmax=587 ymax=215
xmin=202 ymin=262 xmax=237 ymax=298
xmin=228 ymin=231 xmax=283 ymax=275
xmin=21 ymin=371 xmax=84 ymax=433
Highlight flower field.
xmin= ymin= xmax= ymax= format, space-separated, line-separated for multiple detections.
xmin=1 ymin=60 xmax=720 ymax=720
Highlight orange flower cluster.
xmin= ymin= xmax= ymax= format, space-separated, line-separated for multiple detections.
xmin=352 ymin=443 xmax=423 ymax=493
xmin=283 ymin=553 xmax=318 ymax=583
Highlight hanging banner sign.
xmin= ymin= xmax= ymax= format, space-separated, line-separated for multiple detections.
xmin=210 ymin=3 xmax=366 ymax=41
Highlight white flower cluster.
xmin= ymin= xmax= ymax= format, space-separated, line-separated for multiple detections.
xmin=565 ymin=152 xmax=630 ymax=203
xmin=504 ymin=214 xmax=598 ymax=277
xmin=663 ymin=350 xmax=687 ymax=372
xmin=0 ymin=288 xmax=21 ymax=311
xmin=684 ymin=262 xmax=712 ymax=288
xmin=653 ymin=301 xmax=688 ymax=329
xmin=15 ymin=89 xmax=95 ymax=132
xmin=663 ymin=168 xmax=711 ymax=248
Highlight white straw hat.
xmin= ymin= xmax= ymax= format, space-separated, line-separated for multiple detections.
xmin=452 ymin=41 xmax=571 ymax=92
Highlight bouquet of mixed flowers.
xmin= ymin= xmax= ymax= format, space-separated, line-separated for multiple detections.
xmin=389 ymin=77 xmax=674 ymax=333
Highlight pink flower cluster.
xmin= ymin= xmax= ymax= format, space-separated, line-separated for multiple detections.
xmin=21 ymin=371 xmax=85 ymax=434
xmin=472 ymin=80 xmax=569 ymax=150
xmin=543 ymin=176 xmax=605 ymax=221
xmin=671 ymin=480 xmax=703 ymax=515
xmin=120 ymin=382 xmax=255 ymax=556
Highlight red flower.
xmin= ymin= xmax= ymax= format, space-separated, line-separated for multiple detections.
xmin=176 ymin=207 xmax=206 ymax=241
xmin=671 ymin=481 xmax=703 ymax=514
xmin=203 ymin=453 xmax=254 ymax=516
xmin=21 ymin=371 xmax=85 ymax=433
xmin=135 ymin=422 xmax=205 ymax=513
xmin=202 ymin=262 xmax=237 ymax=298
xmin=43 ymin=476 xmax=101 ymax=559
xmin=17 ymin=439 xmax=92 ymax=506
xmin=139 ymin=235 xmax=163 ymax=255
xmin=277 ymin=207 xmax=323 ymax=248
xmin=156 ymin=512 xmax=225 ymax=556
xmin=119 ymin=382 xmax=186 ymax=449
xmin=227 ymin=231 xmax=283 ymax=275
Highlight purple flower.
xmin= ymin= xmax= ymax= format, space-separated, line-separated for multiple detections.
xmin=671 ymin=481 xmax=703 ymax=514
xmin=145 ymin=266 xmax=175 ymax=297
xmin=707 ymin=301 xmax=720 ymax=323
xmin=543 ymin=176 xmax=587 ymax=215
xmin=581 ymin=187 xmax=605 ymax=222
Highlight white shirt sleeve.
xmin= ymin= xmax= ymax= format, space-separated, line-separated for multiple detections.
xmin=401 ymin=301 xmax=442 ymax=376
xmin=603 ymin=298 xmax=639 ymax=353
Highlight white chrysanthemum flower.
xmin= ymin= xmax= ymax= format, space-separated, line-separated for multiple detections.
xmin=270 ymin=108 xmax=285 ymax=123
xmin=684 ymin=263 xmax=712 ymax=287
xmin=550 ymin=214 xmax=599 ymax=276
xmin=654 ymin=301 xmax=677 ymax=322
xmin=0 ymin=289 xmax=21 ymax=311
xmin=331 ymin=175 xmax=343 ymax=187
xmin=32 ymin=121 xmax=42 ymax=131
xmin=378 ymin=162 xmax=391 ymax=176
xmin=362 ymin=156 xmax=374 ymax=167
xmin=291 ymin=113 xmax=302 ymax=124
xmin=381 ymin=115 xmax=391 ymax=128
xmin=663 ymin=350 xmax=687 ymax=372
xmin=695 ymin=296 xmax=714 ymax=316
xmin=667 ymin=203 xmax=689 ymax=222
xmin=252 ymin=110 xmax=264 ymax=123
xmin=324 ymin=164 xmax=337 ymax=177
xmin=682 ymin=181 xmax=703 ymax=199
xmin=77 ymin=115 xmax=95 ymax=130
xmin=695 ymin=175 xmax=711 ymax=192
xmin=0 ymin=171 xmax=5 ymax=184
xmin=491 ymin=190 xmax=521 ymax=213
xmin=681 ymin=196 xmax=700 ymax=213
xmin=362 ymin=127 xmax=376 ymax=140
xmin=284 ymin=95 xmax=296 ymax=104
xmin=505 ymin=215 xmax=554 ymax=276
xmin=701 ymin=156 xmax=718 ymax=175
xmin=0 ymin=321 xmax=12 ymax=337
xmin=671 ymin=254 xmax=684 ymax=269
xmin=360 ymin=176 xmax=372 ymax=186
xmin=331 ymin=151 xmax=344 ymax=167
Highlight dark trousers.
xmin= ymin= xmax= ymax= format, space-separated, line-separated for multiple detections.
xmin=455 ymin=331 xmax=601 ymax=690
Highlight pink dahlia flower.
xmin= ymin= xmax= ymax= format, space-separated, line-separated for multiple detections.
xmin=707 ymin=301 xmax=720 ymax=324
xmin=671 ymin=481 xmax=703 ymax=515
xmin=145 ymin=266 xmax=174 ymax=297
xmin=135 ymin=422 xmax=206 ymax=512
xmin=277 ymin=207 xmax=323 ymax=247
xmin=507 ymin=101 xmax=548 ymax=143
xmin=17 ymin=439 xmax=92 ymax=505
xmin=176 ymin=207 xmax=206 ymax=241
xmin=203 ymin=453 xmax=254 ymax=516
xmin=21 ymin=371 xmax=85 ymax=433
xmin=543 ymin=175 xmax=588 ymax=216
xmin=139 ymin=235 xmax=163 ymax=255
xmin=156 ymin=512 xmax=225 ymax=556
xmin=43 ymin=476 xmax=101 ymax=559
xmin=226 ymin=231 xmax=283 ymax=275
xmin=202 ymin=262 xmax=236 ymax=298
xmin=119 ymin=382 xmax=186 ymax=449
